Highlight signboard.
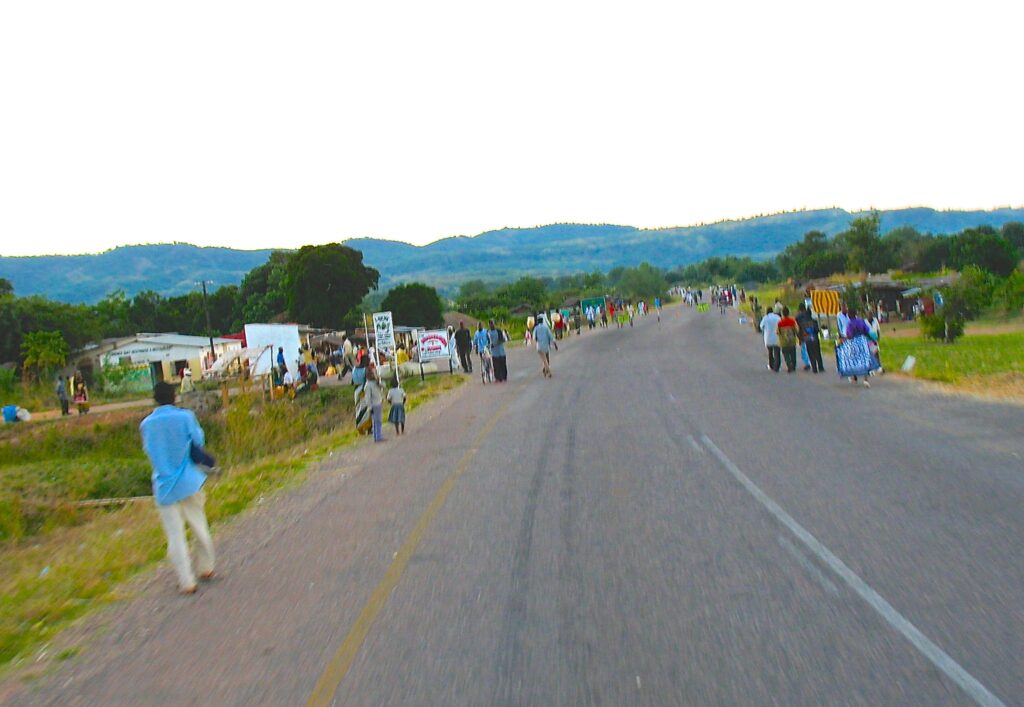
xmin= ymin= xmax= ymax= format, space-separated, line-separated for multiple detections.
xmin=244 ymin=324 xmax=302 ymax=376
xmin=810 ymin=290 xmax=841 ymax=315
xmin=580 ymin=297 xmax=604 ymax=314
xmin=417 ymin=329 xmax=450 ymax=361
xmin=372 ymin=311 xmax=395 ymax=351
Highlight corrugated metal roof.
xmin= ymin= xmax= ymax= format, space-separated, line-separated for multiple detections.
xmin=133 ymin=334 xmax=239 ymax=347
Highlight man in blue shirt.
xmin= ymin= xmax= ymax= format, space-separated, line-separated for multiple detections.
xmin=533 ymin=314 xmax=555 ymax=378
xmin=140 ymin=382 xmax=216 ymax=594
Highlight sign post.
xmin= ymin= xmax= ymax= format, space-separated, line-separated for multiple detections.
xmin=417 ymin=329 xmax=451 ymax=378
xmin=372 ymin=311 xmax=394 ymax=373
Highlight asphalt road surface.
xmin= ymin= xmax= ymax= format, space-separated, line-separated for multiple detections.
xmin=13 ymin=305 xmax=1024 ymax=706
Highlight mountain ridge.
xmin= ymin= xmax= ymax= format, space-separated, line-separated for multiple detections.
xmin=2 ymin=207 xmax=1022 ymax=303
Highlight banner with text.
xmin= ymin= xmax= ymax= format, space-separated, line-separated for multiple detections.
xmin=372 ymin=311 xmax=395 ymax=351
xmin=417 ymin=330 xmax=450 ymax=361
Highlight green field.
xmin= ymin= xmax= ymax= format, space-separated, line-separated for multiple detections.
xmin=0 ymin=374 xmax=461 ymax=675
xmin=880 ymin=332 xmax=1024 ymax=384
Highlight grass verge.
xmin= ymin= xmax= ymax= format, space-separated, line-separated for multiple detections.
xmin=880 ymin=332 xmax=1024 ymax=386
xmin=0 ymin=373 xmax=462 ymax=676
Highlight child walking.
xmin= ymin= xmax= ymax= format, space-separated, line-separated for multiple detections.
xmin=387 ymin=377 xmax=407 ymax=435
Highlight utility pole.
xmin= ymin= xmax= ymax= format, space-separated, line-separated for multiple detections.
xmin=197 ymin=280 xmax=216 ymax=366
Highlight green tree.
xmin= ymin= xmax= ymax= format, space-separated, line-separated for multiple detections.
xmin=617 ymin=262 xmax=668 ymax=299
xmin=777 ymin=230 xmax=832 ymax=278
xmin=497 ymin=277 xmax=549 ymax=310
xmin=239 ymin=251 xmax=291 ymax=323
xmin=206 ymin=284 xmax=242 ymax=334
xmin=801 ymin=250 xmax=847 ymax=279
xmin=881 ymin=226 xmax=922 ymax=269
xmin=20 ymin=331 xmax=69 ymax=380
xmin=1001 ymin=222 xmax=1024 ymax=254
xmin=94 ymin=290 xmax=133 ymax=337
xmin=457 ymin=280 xmax=489 ymax=301
xmin=840 ymin=212 xmax=896 ymax=274
xmin=0 ymin=278 xmax=13 ymax=298
xmin=949 ymin=229 xmax=1018 ymax=277
xmin=381 ymin=283 xmax=444 ymax=327
xmin=285 ymin=244 xmax=379 ymax=328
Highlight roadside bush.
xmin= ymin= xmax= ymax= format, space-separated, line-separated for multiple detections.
xmin=993 ymin=271 xmax=1024 ymax=314
xmin=919 ymin=314 xmax=964 ymax=342
xmin=0 ymin=366 xmax=15 ymax=395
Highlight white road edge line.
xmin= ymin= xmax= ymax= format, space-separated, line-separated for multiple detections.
xmin=777 ymin=534 xmax=839 ymax=596
xmin=699 ymin=434 xmax=1006 ymax=707
xmin=686 ymin=435 xmax=704 ymax=454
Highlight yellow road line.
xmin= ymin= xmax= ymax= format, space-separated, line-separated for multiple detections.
xmin=306 ymin=393 xmax=518 ymax=707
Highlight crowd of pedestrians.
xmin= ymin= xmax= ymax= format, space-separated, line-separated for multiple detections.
xmin=759 ymin=299 xmax=880 ymax=386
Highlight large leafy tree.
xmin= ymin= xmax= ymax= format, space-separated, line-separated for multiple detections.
xmin=285 ymin=244 xmax=379 ymax=328
xmin=1001 ymin=222 xmax=1024 ymax=254
xmin=777 ymin=230 xmax=833 ymax=278
xmin=617 ymin=262 xmax=668 ymax=299
xmin=381 ymin=283 xmax=444 ymax=327
xmin=949 ymin=229 xmax=1018 ymax=277
xmin=21 ymin=330 xmax=69 ymax=381
xmin=840 ymin=212 xmax=897 ymax=274
xmin=239 ymin=250 xmax=292 ymax=323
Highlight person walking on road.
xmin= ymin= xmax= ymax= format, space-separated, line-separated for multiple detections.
xmin=140 ymin=381 xmax=215 ymax=594
xmin=777 ymin=307 xmax=799 ymax=373
xmin=56 ymin=375 xmax=69 ymax=416
xmin=454 ymin=321 xmax=473 ymax=373
xmin=795 ymin=303 xmax=812 ymax=371
xmin=760 ymin=307 xmax=782 ymax=372
xmin=488 ymin=320 xmax=508 ymax=382
xmin=800 ymin=306 xmax=825 ymax=373
xmin=473 ymin=323 xmax=489 ymax=363
xmin=839 ymin=307 xmax=877 ymax=388
xmin=533 ymin=314 xmax=555 ymax=378
xmin=387 ymin=377 xmax=406 ymax=435
xmin=364 ymin=369 xmax=385 ymax=440
xmin=74 ymin=378 xmax=90 ymax=414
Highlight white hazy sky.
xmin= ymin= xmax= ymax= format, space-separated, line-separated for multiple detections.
xmin=1 ymin=0 xmax=1021 ymax=257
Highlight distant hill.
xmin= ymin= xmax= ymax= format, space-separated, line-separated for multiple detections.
xmin=0 ymin=244 xmax=275 ymax=303
xmin=2 ymin=207 xmax=1022 ymax=303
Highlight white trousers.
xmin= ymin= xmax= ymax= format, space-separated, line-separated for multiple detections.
xmin=157 ymin=490 xmax=215 ymax=589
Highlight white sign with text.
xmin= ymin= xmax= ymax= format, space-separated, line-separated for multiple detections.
xmin=372 ymin=311 xmax=395 ymax=351
xmin=417 ymin=330 xmax=450 ymax=361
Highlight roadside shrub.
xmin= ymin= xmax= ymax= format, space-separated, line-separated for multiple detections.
xmin=919 ymin=314 xmax=964 ymax=342
xmin=0 ymin=367 xmax=15 ymax=395
xmin=993 ymin=271 xmax=1024 ymax=314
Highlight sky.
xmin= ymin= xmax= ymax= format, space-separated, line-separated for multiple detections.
xmin=1 ymin=0 xmax=1021 ymax=257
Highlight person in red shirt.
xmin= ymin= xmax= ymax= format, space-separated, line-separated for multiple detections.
xmin=777 ymin=306 xmax=800 ymax=373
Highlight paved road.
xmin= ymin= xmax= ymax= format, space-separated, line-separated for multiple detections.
xmin=14 ymin=305 xmax=1024 ymax=706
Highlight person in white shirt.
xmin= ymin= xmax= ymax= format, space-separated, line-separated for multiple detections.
xmin=387 ymin=378 xmax=407 ymax=435
xmin=759 ymin=309 xmax=782 ymax=372
xmin=837 ymin=304 xmax=851 ymax=340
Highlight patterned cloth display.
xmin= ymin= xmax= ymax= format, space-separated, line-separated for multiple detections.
xmin=835 ymin=336 xmax=881 ymax=377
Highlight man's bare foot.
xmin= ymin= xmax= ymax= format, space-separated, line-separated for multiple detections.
xmin=199 ymin=571 xmax=216 ymax=581
xmin=180 ymin=585 xmax=197 ymax=595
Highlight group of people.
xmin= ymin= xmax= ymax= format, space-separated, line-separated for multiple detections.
xmin=273 ymin=345 xmax=320 ymax=397
xmin=759 ymin=299 xmax=882 ymax=386
xmin=55 ymin=371 xmax=90 ymax=415
xmin=759 ymin=302 xmax=825 ymax=374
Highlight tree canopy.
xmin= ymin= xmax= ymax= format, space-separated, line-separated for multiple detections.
xmin=381 ymin=283 xmax=444 ymax=328
xmin=285 ymin=244 xmax=379 ymax=329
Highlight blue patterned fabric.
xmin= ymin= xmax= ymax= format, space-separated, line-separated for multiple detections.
xmin=835 ymin=336 xmax=880 ymax=378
